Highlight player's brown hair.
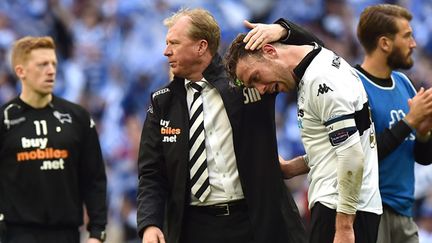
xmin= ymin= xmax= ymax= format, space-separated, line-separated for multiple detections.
xmin=357 ymin=4 xmax=412 ymax=54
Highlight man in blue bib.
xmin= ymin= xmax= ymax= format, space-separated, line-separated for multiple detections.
xmin=354 ymin=4 xmax=432 ymax=243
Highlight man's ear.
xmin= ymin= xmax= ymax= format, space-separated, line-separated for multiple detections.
xmin=377 ymin=36 xmax=393 ymax=53
xmin=262 ymin=44 xmax=277 ymax=58
xmin=14 ymin=65 xmax=24 ymax=80
xmin=197 ymin=40 xmax=209 ymax=56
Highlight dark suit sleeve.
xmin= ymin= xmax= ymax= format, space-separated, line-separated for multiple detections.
xmin=79 ymin=113 xmax=107 ymax=238
xmin=275 ymin=18 xmax=325 ymax=46
xmin=136 ymin=95 xmax=168 ymax=237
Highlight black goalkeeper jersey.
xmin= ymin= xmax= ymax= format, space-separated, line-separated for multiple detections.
xmin=0 ymin=95 xmax=106 ymax=234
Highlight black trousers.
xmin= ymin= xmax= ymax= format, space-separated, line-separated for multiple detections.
xmin=309 ymin=202 xmax=380 ymax=243
xmin=180 ymin=201 xmax=254 ymax=243
xmin=1 ymin=225 xmax=79 ymax=243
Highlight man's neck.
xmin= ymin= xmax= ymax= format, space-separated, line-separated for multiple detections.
xmin=361 ymin=54 xmax=392 ymax=79
xmin=19 ymin=92 xmax=52 ymax=109
xmin=187 ymin=54 xmax=213 ymax=82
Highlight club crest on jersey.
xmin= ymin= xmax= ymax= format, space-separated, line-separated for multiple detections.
xmin=160 ymin=119 xmax=181 ymax=143
xmin=53 ymin=111 xmax=72 ymax=124
xmin=317 ymin=83 xmax=333 ymax=96
xmin=332 ymin=55 xmax=341 ymax=68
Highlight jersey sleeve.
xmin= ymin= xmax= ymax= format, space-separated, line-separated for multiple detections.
xmin=275 ymin=18 xmax=325 ymax=46
xmin=79 ymin=113 xmax=107 ymax=236
xmin=308 ymin=71 xmax=361 ymax=150
xmin=136 ymin=93 xmax=167 ymax=237
xmin=308 ymin=69 xmax=365 ymax=214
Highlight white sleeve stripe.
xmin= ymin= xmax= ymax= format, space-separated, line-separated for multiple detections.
xmin=326 ymin=119 xmax=357 ymax=133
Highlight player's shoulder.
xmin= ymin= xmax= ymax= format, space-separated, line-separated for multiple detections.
xmin=51 ymin=95 xmax=92 ymax=121
xmin=151 ymin=84 xmax=172 ymax=101
xmin=391 ymin=70 xmax=411 ymax=83
xmin=391 ymin=70 xmax=416 ymax=91
xmin=0 ymin=97 xmax=20 ymax=111
xmin=52 ymin=95 xmax=84 ymax=111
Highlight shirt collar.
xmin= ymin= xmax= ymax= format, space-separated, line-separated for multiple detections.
xmin=184 ymin=78 xmax=212 ymax=90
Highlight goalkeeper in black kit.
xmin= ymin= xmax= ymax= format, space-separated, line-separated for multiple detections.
xmin=0 ymin=36 xmax=107 ymax=243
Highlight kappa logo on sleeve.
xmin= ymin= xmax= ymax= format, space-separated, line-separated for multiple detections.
xmin=160 ymin=119 xmax=181 ymax=143
xmin=317 ymin=83 xmax=333 ymax=96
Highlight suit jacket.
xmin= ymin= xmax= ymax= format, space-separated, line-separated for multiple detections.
xmin=137 ymin=54 xmax=306 ymax=243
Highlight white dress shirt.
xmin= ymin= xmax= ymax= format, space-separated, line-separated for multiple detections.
xmin=185 ymin=79 xmax=244 ymax=206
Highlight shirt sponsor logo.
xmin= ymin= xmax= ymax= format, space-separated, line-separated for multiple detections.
xmin=160 ymin=119 xmax=180 ymax=143
xmin=21 ymin=137 xmax=48 ymax=149
xmin=16 ymin=148 xmax=69 ymax=162
xmin=317 ymin=83 xmax=333 ymax=96
xmin=18 ymin=135 xmax=70 ymax=170
xmin=40 ymin=158 xmax=65 ymax=170
xmin=298 ymin=109 xmax=304 ymax=118
xmin=297 ymin=118 xmax=303 ymax=129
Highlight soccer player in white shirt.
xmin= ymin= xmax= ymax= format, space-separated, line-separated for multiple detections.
xmin=225 ymin=35 xmax=382 ymax=243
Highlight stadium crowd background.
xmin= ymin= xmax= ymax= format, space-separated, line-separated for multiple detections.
xmin=1 ymin=0 xmax=432 ymax=242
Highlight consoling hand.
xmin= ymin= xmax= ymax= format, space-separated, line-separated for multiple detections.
xmin=243 ymin=20 xmax=288 ymax=50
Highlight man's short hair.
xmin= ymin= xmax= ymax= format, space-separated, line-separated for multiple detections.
xmin=224 ymin=34 xmax=260 ymax=87
xmin=164 ymin=8 xmax=220 ymax=56
xmin=11 ymin=36 xmax=55 ymax=69
xmin=357 ymin=4 xmax=412 ymax=54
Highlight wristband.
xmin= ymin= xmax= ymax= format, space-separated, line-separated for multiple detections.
xmin=90 ymin=230 xmax=106 ymax=242
xmin=417 ymin=131 xmax=432 ymax=142
xmin=402 ymin=117 xmax=415 ymax=132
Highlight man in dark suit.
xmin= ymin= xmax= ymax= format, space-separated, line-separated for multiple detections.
xmin=136 ymin=8 xmax=321 ymax=243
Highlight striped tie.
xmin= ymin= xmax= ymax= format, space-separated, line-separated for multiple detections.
xmin=189 ymin=81 xmax=211 ymax=202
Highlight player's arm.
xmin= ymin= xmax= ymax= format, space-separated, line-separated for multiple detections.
xmin=79 ymin=113 xmax=107 ymax=242
xmin=137 ymin=95 xmax=168 ymax=240
xmin=325 ymin=115 xmax=364 ymax=243
xmin=414 ymin=133 xmax=432 ymax=165
xmin=408 ymin=87 xmax=432 ymax=164
xmin=313 ymin=69 xmax=366 ymax=243
xmin=243 ymin=18 xmax=324 ymax=50
xmin=376 ymin=87 xmax=432 ymax=162
xmin=279 ymin=155 xmax=310 ymax=179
